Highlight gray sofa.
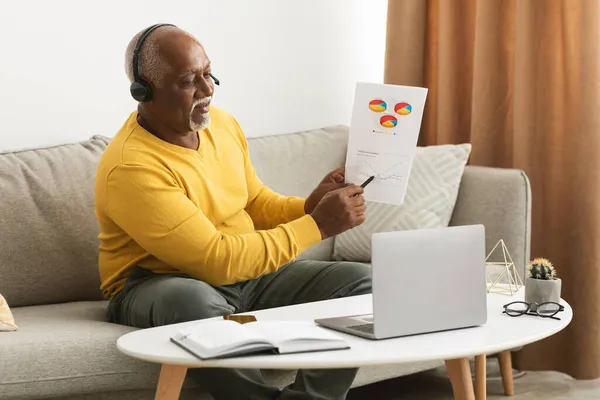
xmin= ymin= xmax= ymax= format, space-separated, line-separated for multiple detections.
xmin=0 ymin=125 xmax=531 ymax=399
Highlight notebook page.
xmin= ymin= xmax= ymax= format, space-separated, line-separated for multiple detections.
xmin=176 ymin=319 xmax=268 ymax=350
xmin=245 ymin=321 xmax=343 ymax=345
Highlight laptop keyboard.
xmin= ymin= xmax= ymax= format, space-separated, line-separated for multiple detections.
xmin=348 ymin=323 xmax=374 ymax=334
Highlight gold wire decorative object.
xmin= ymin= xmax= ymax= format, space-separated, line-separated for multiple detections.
xmin=485 ymin=239 xmax=523 ymax=295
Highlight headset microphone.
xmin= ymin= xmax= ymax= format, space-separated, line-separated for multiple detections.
xmin=130 ymin=23 xmax=220 ymax=101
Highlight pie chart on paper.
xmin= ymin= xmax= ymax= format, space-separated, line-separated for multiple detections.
xmin=394 ymin=102 xmax=412 ymax=115
xmin=369 ymin=99 xmax=387 ymax=112
xmin=379 ymin=115 xmax=398 ymax=128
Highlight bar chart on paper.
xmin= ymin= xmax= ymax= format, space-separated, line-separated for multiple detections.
xmin=355 ymin=150 xmax=409 ymax=188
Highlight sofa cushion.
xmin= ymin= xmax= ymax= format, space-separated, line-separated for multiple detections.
xmin=0 ymin=136 xmax=110 ymax=307
xmin=450 ymin=166 xmax=532 ymax=281
xmin=333 ymin=143 xmax=471 ymax=262
xmin=247 ymin=126 xmax=350 ymax=260
xmin=0 ymin=302 xmax=164 ymax=399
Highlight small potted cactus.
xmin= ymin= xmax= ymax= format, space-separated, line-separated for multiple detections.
xmin=525 ymin=258 xmax=561 ymax=310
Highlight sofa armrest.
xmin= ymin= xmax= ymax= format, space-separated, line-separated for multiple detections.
xmin=450 ymin=166 xmax=532 ymax=282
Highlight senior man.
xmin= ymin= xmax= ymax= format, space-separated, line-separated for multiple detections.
xmin=95 ymin=24 xmax=371 ymax=400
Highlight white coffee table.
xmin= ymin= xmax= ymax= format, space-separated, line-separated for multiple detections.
xmin=117 ymin=288 xmax=572 ymax=400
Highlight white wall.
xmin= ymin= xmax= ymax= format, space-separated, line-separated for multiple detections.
xmin=0 ymin=0 xmax=387 ymax=152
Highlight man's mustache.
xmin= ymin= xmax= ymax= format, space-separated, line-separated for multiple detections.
xmin=192 ymin=97 xmax=212 ymax=109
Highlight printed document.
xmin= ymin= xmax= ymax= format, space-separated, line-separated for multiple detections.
xmin=345 ymin=82 xmax=428 ymax=206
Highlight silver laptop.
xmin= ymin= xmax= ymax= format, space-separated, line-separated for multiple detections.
xmin=315 ymin=225 xmax=488 ymax=339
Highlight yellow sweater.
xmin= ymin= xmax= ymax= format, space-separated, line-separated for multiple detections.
xmin=95 ymin=107 xmax=322 ymax=300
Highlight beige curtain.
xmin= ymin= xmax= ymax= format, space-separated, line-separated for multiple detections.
xmin=385 ymin=0 xmax=600 ymax=379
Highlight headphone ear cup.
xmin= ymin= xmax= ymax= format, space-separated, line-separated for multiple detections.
xmin=130 ymin=80 xmax=153 ymax=102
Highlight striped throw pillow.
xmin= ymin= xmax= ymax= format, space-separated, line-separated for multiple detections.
xmin=333 ymin=143 xmax=472 ymax=262
xmin=0 ymin=293 xmax=17 ymax=332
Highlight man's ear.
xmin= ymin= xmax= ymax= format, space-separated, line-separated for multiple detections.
xmin=139 ymin=74 xmax=158 ymax=101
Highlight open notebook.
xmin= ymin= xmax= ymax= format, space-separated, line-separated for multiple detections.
xmin=171 ymin=319 xmax=350 ymax=360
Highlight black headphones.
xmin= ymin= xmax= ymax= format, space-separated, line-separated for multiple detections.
xmin=130 ymin=23 xmax=220 ymax=102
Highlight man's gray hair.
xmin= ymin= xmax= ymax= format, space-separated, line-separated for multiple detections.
xmin=124 ymin=25 xmax=177 ymax=88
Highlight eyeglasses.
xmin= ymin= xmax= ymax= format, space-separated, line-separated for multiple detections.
xmin=502 ymin=301 xmax=565 ymax=321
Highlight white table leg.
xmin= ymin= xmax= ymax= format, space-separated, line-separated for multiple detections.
xmin=445 ymin=358 xmax=475 ymax=400
xmin=155 ymin=364 xmax=188 ymax=400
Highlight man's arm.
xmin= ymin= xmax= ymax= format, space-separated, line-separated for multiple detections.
xmin=230 ymin=116 xmax=308 ymax=229
xmin=105 ymin=163 xmax=322 ymax=286
xmin=245 ymin=182 xmax=307 ymax=230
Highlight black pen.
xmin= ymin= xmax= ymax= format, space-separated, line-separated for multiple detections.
xmin=360 ymin=175 xmax=375 ymax=188
xmin=352 ymin=175 xmax=375 ymax=197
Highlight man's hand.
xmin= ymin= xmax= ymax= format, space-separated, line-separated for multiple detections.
xmin=310 ymin=185 xmax=366 ymax=240
xmin=304 ymin=166 xmax=347 ymax=214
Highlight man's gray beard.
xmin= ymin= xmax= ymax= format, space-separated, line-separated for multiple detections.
xmin=189 ymin=96 xmax=212 ymax=132
xmin=190 ymin=113 xmax=210 ymax=132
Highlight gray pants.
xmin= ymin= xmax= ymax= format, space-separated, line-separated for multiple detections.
xmin=107 ymin=260 xmax=372 ymax=400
